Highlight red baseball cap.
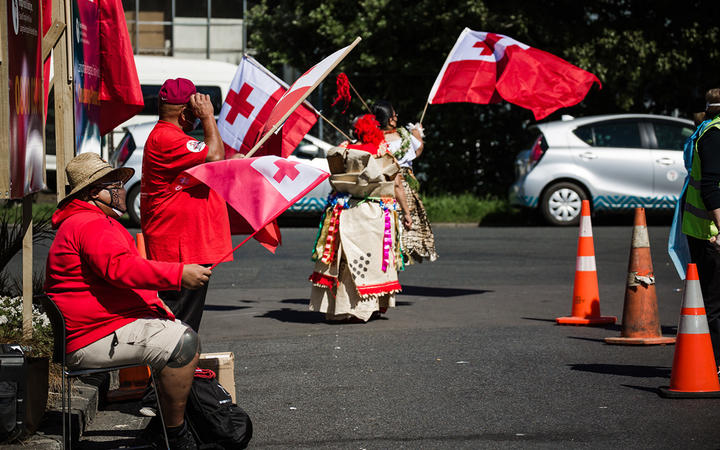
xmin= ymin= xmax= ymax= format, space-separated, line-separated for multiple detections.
xmin=158 ymin=78 xmax=197 ymax=104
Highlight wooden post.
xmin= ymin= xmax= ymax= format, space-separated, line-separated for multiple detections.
xmin=53 ymin=0 xmax=74 ymax=203
xmin=22 ymin=197 xmax=33 ymax=338
xmin=0 ymin=0 xmax=10 ymax=198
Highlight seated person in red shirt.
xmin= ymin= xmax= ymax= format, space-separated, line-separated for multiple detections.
xmin=45 ymin=152 xmax=211 ymax=449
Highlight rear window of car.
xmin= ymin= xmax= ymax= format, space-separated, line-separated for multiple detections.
xmin=139 ymin=85 xmax=223 ymax=117
xmin=573 ymin=121 xmax=642 ymax=148
xmin=652 ymin=121 xmax=693 ymax=150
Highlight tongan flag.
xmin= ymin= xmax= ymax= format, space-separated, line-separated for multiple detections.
xmin=428 ymin=28 xmax=601 ymax=120
xmin=98 ymin=0 xmax=144 ymax=135
xmin=176 ymin=156 xmax=330 ymax=255
xmin=218 ymin=56 xmax=318 ymax=159
xmin=250 ymin=38 xmax=361 ymax=156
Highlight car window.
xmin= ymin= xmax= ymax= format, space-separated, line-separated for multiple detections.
xmin=111 ymin=132 xmax=136 ymax=168
xmin=139 ymin=84 xmax=223 ymax=117
xmin=573 ymin=121 xmax=642 ymax=148
xmin=573 ymin=126 xmax=594 ymax=146
xmin=652 ymin=121 xmax=693 ymax=151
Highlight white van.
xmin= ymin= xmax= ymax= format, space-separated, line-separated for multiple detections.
xmin=109 ymin=55 xmax=238 ymax=144
xmin=46 ymin=55 xmax=237 ymax=175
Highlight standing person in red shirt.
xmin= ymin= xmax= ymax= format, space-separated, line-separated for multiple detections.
xmin=141 ymin=78 xmax=233 ymax=332
xmin=45 ymin=152 xmax=211 ymax=448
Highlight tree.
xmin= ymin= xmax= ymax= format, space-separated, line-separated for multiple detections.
xmin=248 ymin=0 xmax=720 ymax=196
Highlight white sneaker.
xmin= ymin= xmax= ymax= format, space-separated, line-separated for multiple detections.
xmin=139 ymin=406 xmax=157 ymax=417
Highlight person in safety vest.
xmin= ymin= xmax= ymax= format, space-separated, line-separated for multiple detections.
xmin=682 ymin=88 xmax=720 ymax=369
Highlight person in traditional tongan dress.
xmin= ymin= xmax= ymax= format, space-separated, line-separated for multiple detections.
xmin=309 ymin=115 xmax=412 ymax=323
xmin=373 ymin=100 xmax=438 ymax=264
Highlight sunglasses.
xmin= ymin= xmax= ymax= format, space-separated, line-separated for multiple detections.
xmin=97 ymin=181 xmax=124 ymax=190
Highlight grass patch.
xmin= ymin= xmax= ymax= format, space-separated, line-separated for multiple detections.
xmin=422 ymin=193 xmax=524 ymax=224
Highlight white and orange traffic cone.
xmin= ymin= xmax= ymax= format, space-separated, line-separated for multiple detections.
xmin=556 ymin=200 xmax=616 ymax=326
xmin=659 ymin=263 xmax=720 ymax=398
xmin=605 ymin=208 xmax=675 ymax=345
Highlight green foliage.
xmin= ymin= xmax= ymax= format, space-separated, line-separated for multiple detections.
xmin=247 ymin=1 xmax=720 ymax=195
xmin=422 ymin=193 xmax=508 ymax=223
xmin=0 ymin=202 xmax=54 ymax=296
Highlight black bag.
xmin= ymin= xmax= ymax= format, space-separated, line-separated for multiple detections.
xmin=0 ymin=345 xmax=26 ymax=444
xmin=185 ymin=368 xmax=252 ymax=449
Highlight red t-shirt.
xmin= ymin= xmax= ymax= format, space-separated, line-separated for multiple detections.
xmin=140 ymin=120 xmax=232 ymax=264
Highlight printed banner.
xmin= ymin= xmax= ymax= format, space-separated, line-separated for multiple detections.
xmin=7 ymin=0 xmax=44 ymax=198
xmin=73 ymin=0 xmax=101 ymax=155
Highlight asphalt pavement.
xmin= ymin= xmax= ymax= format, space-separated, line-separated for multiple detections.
xmin=10 ymin=219 xmax=720 ymax=449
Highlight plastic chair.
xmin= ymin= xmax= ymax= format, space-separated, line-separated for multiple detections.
xmin=36 ymin=295 xmax=169 ymax=449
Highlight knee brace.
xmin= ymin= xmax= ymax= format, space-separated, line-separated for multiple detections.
xmin=167 ymin=328 xmax=200 ymax=368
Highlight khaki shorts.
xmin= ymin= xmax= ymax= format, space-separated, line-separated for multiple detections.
xmin=67 ymin=318 xmax=189 ymax=371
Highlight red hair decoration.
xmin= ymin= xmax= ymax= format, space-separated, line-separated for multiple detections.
xmin=354 ymin=114 xmax=384 ymax=146
xmin=331 ymin=73 xmax=351 ymax=114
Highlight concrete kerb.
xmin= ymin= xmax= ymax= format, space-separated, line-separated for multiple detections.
xmin=432 ymin=222 xmax=479 ymax=227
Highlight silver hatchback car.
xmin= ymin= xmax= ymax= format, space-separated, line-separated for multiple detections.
xmin=509 ymin=114 xmax=695 ymax=225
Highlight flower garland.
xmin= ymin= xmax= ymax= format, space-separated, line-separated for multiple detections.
xmin=391 ymin=127 xmax=412 ymax=161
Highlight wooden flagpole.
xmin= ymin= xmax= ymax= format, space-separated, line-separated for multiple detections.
xmin=418 ymin=101 xmax=430 ymax=126
xmin=318 ymin=112 xmax=351 ymax=141
xmin=244 ymin=37 xmax=362 ymax=158
xmin=245 ymin=54 xmax=352 ymax=142
xmin=211 ymin=230 xmax=259 ymax=270
xmin=347 ymin=78 xmax=372 ymax=114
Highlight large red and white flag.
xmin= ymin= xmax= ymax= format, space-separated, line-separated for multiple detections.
xmin=98 ymin=0 xmax=144 ymax=135
xmin=175 ymin=156 xmax=330 ymax=255
xmin=249 ymin=38 xmax=361 ymax=156
xmin=218 ymin=56 xmax=318 ymax=159
xmin=428 ymin=28 xmax=601 ymax=120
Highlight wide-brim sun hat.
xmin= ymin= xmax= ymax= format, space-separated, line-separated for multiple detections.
xmin=60 ymin=152 xmax=134 ymax=206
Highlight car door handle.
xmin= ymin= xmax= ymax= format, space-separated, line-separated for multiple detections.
xmin=579 ymin=152 xmax=597 ymax=160
xmin=656 ymin=157 xmax=675 ymax=166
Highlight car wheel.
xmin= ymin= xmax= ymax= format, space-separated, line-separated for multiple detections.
xmin=126 ymin=184 xmax=141 ymax=227
xmin=540 ymin=182 xmax=588 ymax=226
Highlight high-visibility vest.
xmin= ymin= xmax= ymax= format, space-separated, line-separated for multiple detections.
xmin=682 ymin=115 xmax=720 ymax=239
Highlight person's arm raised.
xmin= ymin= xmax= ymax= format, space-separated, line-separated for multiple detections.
xmin=189 ymin=93 xmax=224 ymax=162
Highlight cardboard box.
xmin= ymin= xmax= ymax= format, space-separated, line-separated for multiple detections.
xmin=198 ymin=352 xmax=236 ymax=403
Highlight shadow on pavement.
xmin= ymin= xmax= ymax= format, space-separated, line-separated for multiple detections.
xmin=281 ymin=298 xmax=309 ymax=305
xmin=522 ymin=317 xmax=557 ymax=323
xmin=620 ymin=384 xmax=664 ymax=395
xmin=566 ymin=336 xmax=608 ymax=343
xmin=399 ymin=285 xmax=491 ymax=297
xmin=569 ymin=363 xmax=671 ymax=378
xmin=256 ymin=308 xmax=326 ymax=324
xmin=204 ymin=304 xmax=251 ymax=311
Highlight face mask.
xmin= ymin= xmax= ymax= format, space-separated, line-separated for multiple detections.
xmin=192 ymin=118 xmax=201 ymax=130
xmin=96 ymin=186 xmax=126 ymax=216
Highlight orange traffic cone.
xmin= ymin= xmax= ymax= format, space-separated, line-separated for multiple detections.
xmin=556 ymin=200 xmax=616 ymax=326
xmin=135 ymin=232 xmax=147 ymax=259
xmin=106 ymin=365 xmax=151 ymax=402
xmin=605 ymin=208 xmax=675 ymax=345
xmin=659 ymin=263 xmax=720 ymax=398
